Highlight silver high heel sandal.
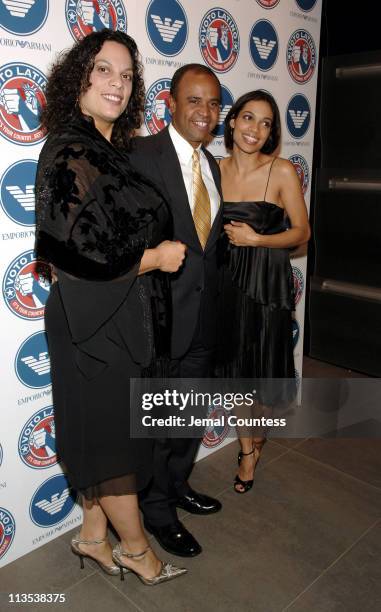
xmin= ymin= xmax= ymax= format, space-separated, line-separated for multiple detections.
xmin=112 ymin=543 xmax=187 ymax=585
xmin=71 ymin=534 xmax=128 ymax=576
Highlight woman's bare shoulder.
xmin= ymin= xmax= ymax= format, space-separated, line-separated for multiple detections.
xmin=272 ymin=157 xmax=296 ymax=178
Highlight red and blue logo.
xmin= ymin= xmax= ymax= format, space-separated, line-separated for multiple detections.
xmin=19 ymin=406 xmax=57 ymax=470
xmin=0 ymin=0 xmax=48 ymax=36
xmin=65 ymin=0 xmax=127 ymax=41
xmin=146 ymin=0 xmax=188 ymax=57
xmin=0 ymin=507 xmax=15 ymax=561
xmin=249 ymin=20 xmax=279 ymax=72
xmin=0 ymin=160 xmax=37 ymax=227
xmin=29 ymin=473 xmax=77 ymax=528
xmin=289 ymin=154 xmax=310 ymax=194
xmin=2 ymin=250 xmax=50 ymax=320
xmin=255 ymin=0 xmax=280 ymax=8
xmin=0 ymin=62 xmax=47 ymax=145
xmin=202 ymin=403 xmax=230 ymax=449
xmin=286 ymin=94 xmax=311 ymax=139
xmin=15 ymin=330 xmax=51 ymax=388
xmin=287 ymin=30 xmax=316 ymax=84
xmin=212 ymin=84 xmax=234 ymax=139
xmin=199 ymin=8 xmax=239 ymax=73
xmin=144 ymin=78 xmax=172 ymax=135
xmin=292 ymin=266 xmax=304 ymax=306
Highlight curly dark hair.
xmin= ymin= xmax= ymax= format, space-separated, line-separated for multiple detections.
xmin=224 ymin=90 xmax=281 ymax=154
xmin=40 ymin=29 xmax=145 ymax=149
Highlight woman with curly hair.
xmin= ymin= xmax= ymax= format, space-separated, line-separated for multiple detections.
xmin=35 ymin=29 xmax=187 ymax=585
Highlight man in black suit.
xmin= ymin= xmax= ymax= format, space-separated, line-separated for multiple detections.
xmin=129 ymin=64 xmax=223 ymax=557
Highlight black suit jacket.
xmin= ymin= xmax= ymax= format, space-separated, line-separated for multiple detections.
xmin=129 ymin=126 xmax=223 ymax=359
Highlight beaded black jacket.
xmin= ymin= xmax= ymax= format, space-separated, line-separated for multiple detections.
xmin=35 ymin=115 xmax=171 ymax=373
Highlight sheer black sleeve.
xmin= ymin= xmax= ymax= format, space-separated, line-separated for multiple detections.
xmin=35 ymin=142 xmax=147 ymax=281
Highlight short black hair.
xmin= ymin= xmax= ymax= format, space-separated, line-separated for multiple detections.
xmin=224 ymin=89 xmax=281 ymax=153
xmin=170 ymin=63 xmax=221 ymax=99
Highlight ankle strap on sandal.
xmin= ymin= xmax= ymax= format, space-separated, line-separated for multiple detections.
xmin=240 ymin=448 xmax=255 ymax=456
xmin=72 ymin=534 xmax=106 ymax=545
xmin=119 ymin=545 xmax=151 ymax=559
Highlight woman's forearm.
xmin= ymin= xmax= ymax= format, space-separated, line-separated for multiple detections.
xmin=253 ymin=225 xmax=311 ymax=249
xmin=138 ymin=248 xmax=160 ymax=275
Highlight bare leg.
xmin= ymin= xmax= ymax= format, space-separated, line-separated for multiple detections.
xmin=76 ymin=497 xmax=114 ymax=565
xmin=234 ymin=399 xmax=267 ymax=493
xmin=99 ymin=494 xmax=162 ymax=579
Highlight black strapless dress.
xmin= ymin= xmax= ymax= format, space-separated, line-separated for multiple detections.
xmin=216 ymin=201 xmax=295 ymax=379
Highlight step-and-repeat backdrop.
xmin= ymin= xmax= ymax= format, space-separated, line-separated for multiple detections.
xmin=0 ymin=0 xmax=321 ymax=566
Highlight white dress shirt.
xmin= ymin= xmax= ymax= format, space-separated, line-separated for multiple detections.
xmin=168 ymin=123 xmax=220 ymax=224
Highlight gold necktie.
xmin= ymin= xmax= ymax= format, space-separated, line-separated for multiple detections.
xmin=192 ymin=150 xmax=211 ymax=249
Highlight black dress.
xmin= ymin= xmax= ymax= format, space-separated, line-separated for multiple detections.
xmin=216 ymin=166 xmax=295 ymax=384
xmin=35 ymin=115 xmax=171 ymax=496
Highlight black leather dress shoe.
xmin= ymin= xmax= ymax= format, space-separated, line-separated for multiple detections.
xmin=176 ymin=488 xmax=222 ymax=515
xmin=144 ymin=520 xmax=202 ymax=557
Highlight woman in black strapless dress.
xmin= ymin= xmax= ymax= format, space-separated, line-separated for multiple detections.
xmin=216 ymin=90 xmax=310 ymax=493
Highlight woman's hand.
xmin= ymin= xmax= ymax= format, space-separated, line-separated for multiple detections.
xmin=224 ymin=221 xmax=260 ymax=247
xmin=155 ymin=240 xmax=187 ymax=272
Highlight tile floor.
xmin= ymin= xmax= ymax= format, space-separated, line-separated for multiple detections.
xmin=1 ymin=358 xmax=380 ymax=612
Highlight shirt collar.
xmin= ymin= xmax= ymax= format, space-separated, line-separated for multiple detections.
xmin=168 ymin=123 xmax=202 ymax=165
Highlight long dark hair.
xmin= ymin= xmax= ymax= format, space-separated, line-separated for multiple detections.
xmin=224 ymin=90 xmax=281 ymax=154
xmin=40 ymin=29 xmax=145 ymax=149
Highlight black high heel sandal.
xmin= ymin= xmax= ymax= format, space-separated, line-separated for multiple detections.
xmin=233 ymin=440 xmax=266 ymax=494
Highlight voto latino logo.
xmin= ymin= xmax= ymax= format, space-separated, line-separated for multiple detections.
xmin=0 ymin=159 xmax=37 ymax=226
xmin=249 ymin=20 xmax=279 ymax=72
xmin=292 ymin=266 xmax=304 ymax=306
xmin=0 ymin=62 xmax=47 ymax=145
xmin=144 ymin=78 xmax=171 ymax=135
xmin=202 ymin=403 xmax=230 ymax=449
xmin=289 ymin=154 xmax=309 ymax=195
xmin=286 ymin=94 xmax=311 ymax=139
xmin=146 ymin=0 xmax=188 ymax=57
xmin=3 ymin=250 xmax=50 ymax=320
xmin=65 ymin=0 xmax=127 ymax=41
xmin=0 ymin=0 xmax=49 ymax=36
xmin=255 ymin=0 xmax=280 ymax=8
xmin=295 ymin=0 xmax=317 ymax=11
xmin=212 ymin=84 xmax=234 ymax=139
xmin=15 ymin=330 xmax=51 ymax=388
xmin=19 ymin=406 xmax=57 ymax=470
xmin=29 ymin=473 xmax=77 ymax=528
xmin=286 ymin=29 xmax=316 ymax=84
xmin=199 ymin=8 xmax=239 ymax=73
xmin=0 ymin=507 xmax=15 ymax=560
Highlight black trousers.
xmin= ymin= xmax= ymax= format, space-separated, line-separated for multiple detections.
xmin=139 ymin=315 xmax=215 ymax=527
